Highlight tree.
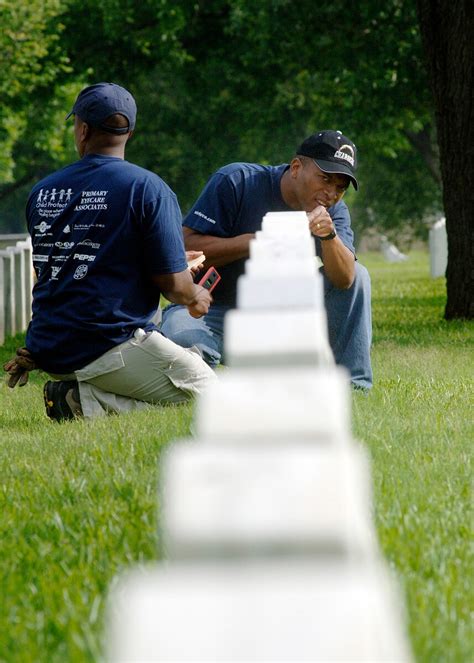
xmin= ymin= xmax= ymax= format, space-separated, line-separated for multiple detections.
xmin=0 ymin=0 xmax=445 ymax=253
xmin=0 ymin=0 xmax=190 ymax=228
xmin=0 ymin=0 xmax=80 ymax=219
xmin=416 ymin=0 xmax=474 ymax=319
xmin=126 ymin=0 xmax=444 ymax=234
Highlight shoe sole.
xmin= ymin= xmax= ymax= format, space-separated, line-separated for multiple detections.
xmin=43 ymin=381 xmax=56 ymax=420
xmin=43 ymin=381 xmax=75 ymax=422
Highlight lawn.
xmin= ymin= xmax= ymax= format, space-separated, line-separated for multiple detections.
xmin=0 ymin=250 xmax=472 ymax=662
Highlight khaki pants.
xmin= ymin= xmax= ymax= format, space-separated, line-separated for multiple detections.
xmin=51 ymin=328 xmax=216 ymax=418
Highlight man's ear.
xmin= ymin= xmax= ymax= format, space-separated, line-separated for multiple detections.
xmin=289 ymin=156 xmax=304 ymax=178
xmin=80 ymin=122 xmax=91 ymax=141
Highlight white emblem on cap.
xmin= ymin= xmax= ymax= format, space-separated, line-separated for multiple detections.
xmin=334 ymin=144 xmax=355 ymax=167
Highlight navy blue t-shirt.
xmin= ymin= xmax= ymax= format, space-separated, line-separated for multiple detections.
xmin=26 ymin=154 xmax=187 ymax=373
xmin=183 ymin=163 xmax=355 ymax=306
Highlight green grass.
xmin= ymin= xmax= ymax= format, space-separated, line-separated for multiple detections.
xmin=1 ymin=250 xmax=472 ymax=662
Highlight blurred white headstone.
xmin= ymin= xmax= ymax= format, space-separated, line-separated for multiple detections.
xmin=6 ymin=246 xmax=25 ymax=332
xmin=195 ymin=366 xmax=350 ymax=442
xmin=224 ymin=309 xmax=332 ymax=367
xmin=245 ymin=256 xmax=317 ymax=277
xmin=261 ymin=211 xmax=309 ymax=236
xmin=237 ymin=273 xmax=323 ymax=310
xmin=105 ymin=208 xmax=412 ymax=663
xmin=107 ymin=561 xmax=412 ymax=662
xmin=429 ymin=217 xmax=448 ymax=278
xmin=0 ymin=250 xmax=16 ymax=337
xmin=250 ymin=235 xmax=315 ymax=261
xmin=380 ymin=235 xmax=408 ymax=263
xmin=161 ymin=440 xmax=376 ymax=558
xmin=0 ymin=258 xmax=4 ymax=344
xmin=16 ymin=238 xmax=34 ymax=325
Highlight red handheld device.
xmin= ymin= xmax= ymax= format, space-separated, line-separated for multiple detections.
xmin=198 ymin=266 xmax=221 ymax=293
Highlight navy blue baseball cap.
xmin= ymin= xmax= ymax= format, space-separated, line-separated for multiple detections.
xmin=297 ymin=130 xmax=359 ymax=190
xmin=66 ymin=82 xmax=137 ymax=134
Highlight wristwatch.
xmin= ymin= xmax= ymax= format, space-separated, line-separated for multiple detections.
xmin=320 ymin=229 xmax=337 ymax=241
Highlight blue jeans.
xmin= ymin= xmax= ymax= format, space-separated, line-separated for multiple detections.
xmin=161 ymin=262 xmax=373 ymax=389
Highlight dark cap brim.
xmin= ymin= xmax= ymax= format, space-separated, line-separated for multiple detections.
xmin=313 ymin=158 xmax=359 ymax=190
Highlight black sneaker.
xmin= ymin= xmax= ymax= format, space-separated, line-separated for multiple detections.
xmin=43 ymin=380 xmax=82 ymax=422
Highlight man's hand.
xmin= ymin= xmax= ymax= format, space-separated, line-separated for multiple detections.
xmin=187 ymin=285 xmax=213 ymax=319
xmin=3 ymin=347 xmax=38 ymax=388
xmin=186 ymin=250 xmax=206 ymax=276
xmin=308 ymin=205 xmax=335 ymax=238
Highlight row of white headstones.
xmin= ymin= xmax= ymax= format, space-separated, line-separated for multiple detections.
xmin=119 ymin=212 xmax=413 ymax=660
xmin=0 ymin=238 xmax=34 ymax=345
xmin=0 ymin=218 xmax=447 ymax=346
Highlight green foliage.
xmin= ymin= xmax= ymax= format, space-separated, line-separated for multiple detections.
xmin=0 ymin=0 xmax=443 ymax=236
xmin=127 ymin=0 xmax=443 ymax=230
xmin=0 ymin=0 xmax=73 ymax=182
xmin=0 ymin=0 xmax=189 ymax=224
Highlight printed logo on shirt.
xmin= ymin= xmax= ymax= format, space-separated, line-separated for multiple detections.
xmin=52 ymin=255 xmax=67 ymax=262
xmin=38 ymin=242 xmax=54 ymax=247
xmin=63 ymin=225 xmax=71 ymax=234
xmin=73 ymin=253 xmax=96 ymax=262
xmin=74 ymin=190 xmax=108 ymax=212
xmin=34 ymin=222 xmax=52 ymax=234
xmin=35 ymin=187 xmax=73 ymax=219
xmin=50 ymin=265 xmax=62 ymax=280
xmin=55 ymin=241 xmax=75 ymax=249
xmin=194 ymin=210 xmax=216 ymax=224
xmin=73 ymin=223 xmax=106 ymax=231
xmin=78 ymin=239 xmax=100 ymax=249
xmin=32 ymin=254 xmax=49 ymax=262
xmin=73 ymin=264 xmax=88 ymax=280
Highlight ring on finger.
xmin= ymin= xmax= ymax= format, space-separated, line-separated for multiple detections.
xmin=316 ymin=222 xmax=321 ymax=229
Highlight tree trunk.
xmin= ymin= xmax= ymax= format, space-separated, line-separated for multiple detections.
xmin=403 ymin=126 xmax=441 ymax=187
xmin=416 ymin=0 xmax=474 ymax=319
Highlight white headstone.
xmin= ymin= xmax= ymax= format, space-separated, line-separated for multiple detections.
xmin=0 ymin=250 xmax=16 ymax=337
xmin=16 ymin=239 xmax=34 ymax=324
xmin=429 ymin=217 xmax=448 ymax=278
xmin=250 ymin=235 xmax=315 ymax=262
xmin=237 ymin=273 xmax=324 ymax=310
xmin=195 ymin=366 xmax=350 ymax=442
xmin=7 ymin=246 xmax=26 ymax=332
xmin=261 ymin=211 xmax=310 ymax=235
xmin=161 ymin=441 xmax=376 ymax=558
xmin=0 ymin=258 xmax=4 ymax=344
xmin=245 ymin=256 xmax=317 ymax=278
xmin=224 ymin=308 xmax=332 ymax=366
xmin=107 ymin=560 xmax=412 ymax=662
xmin=380 ymin=236 xmax=408 ymax=263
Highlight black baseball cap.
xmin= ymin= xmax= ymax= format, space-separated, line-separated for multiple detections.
xmin=65 ymin=82 xmax=137 ymax=135
xmin=297 ymin=130 xmax=359 ymax=190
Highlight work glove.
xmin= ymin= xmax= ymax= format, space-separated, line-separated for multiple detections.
xmin=3 ymin=347 xmax=38 ymax=388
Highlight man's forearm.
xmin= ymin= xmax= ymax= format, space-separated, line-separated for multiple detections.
xmin=320 ymin=237 xmax=355 ymax=288
xmin=152 ymin=270 xmax=202 ymax=305
xmin=183 ymin=227 xmax=255 ymax=268
xmin=152 ymin=269 xmax=212 ymax=318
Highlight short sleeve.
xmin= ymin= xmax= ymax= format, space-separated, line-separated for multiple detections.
xmin=183 ymin=173 xmax=240 ymax=237
xmin=143 ymin=193 xmax=187 ymax=274
xmin=329 ymin=200 xmax=355 ymax=254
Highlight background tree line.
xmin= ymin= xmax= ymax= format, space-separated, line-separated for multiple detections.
xmin=0 ymin=0 xmax=471 ymax=318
